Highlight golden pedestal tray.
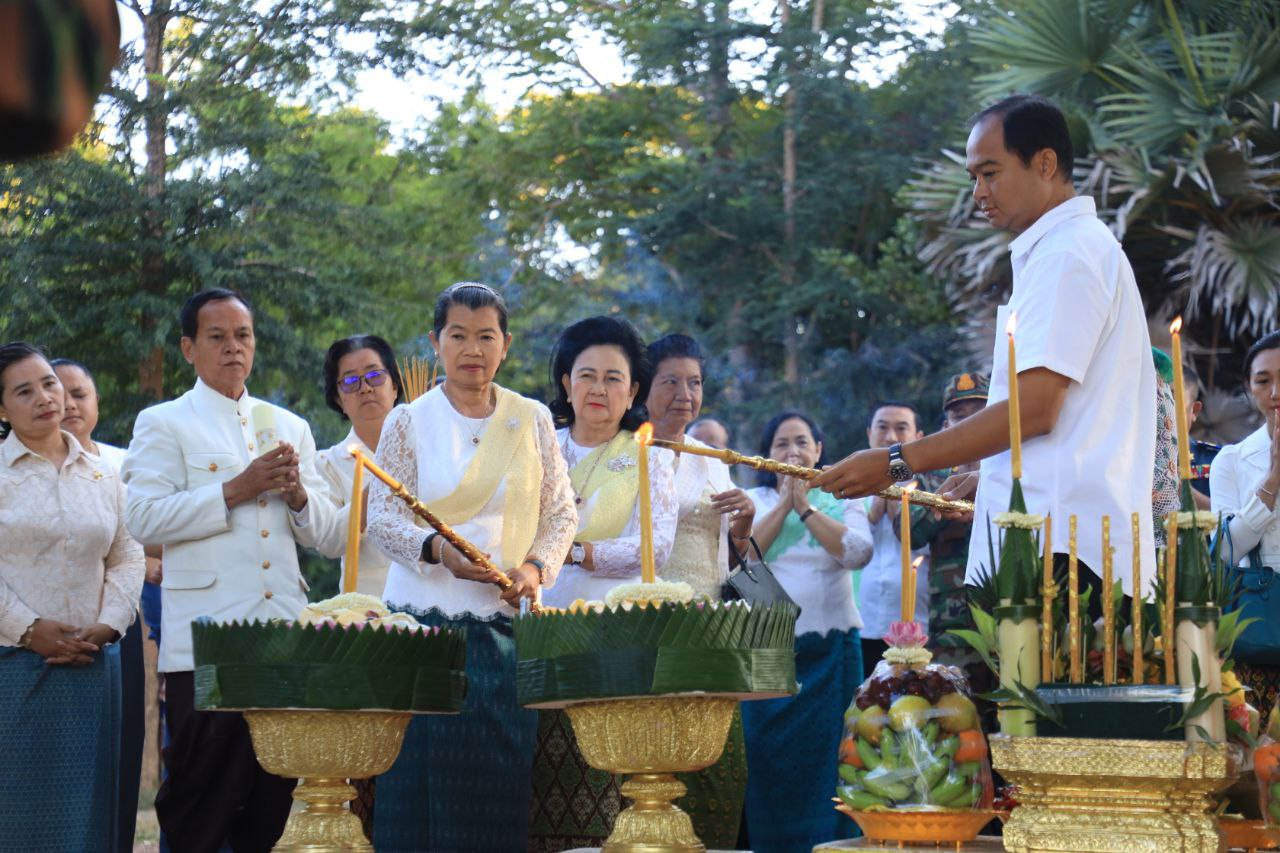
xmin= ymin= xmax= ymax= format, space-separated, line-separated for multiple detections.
xmin=565 ymin=694 xmax=738 ymax=852
xmin=990 ymin=734 xmax=1239 ymax=853
xmin=244 ymin=708 xmax=413 ymax=852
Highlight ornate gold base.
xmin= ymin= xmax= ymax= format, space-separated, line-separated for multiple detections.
xmin=990 ymin=734 xmax=1238 ymax=853
xmin=565 ymin=695 xmax=737 ymax=852
xmin=244 ymin=709 xmax=412 ymax=852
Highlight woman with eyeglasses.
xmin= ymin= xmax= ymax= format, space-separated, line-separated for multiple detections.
xmin=315 ymin=335 xmax=406 ymax=598
xmin=366 ymin=284 xmax=577 ymax=852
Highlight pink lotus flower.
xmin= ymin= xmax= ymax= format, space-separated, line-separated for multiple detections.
xmin=885 ymin=621 xmax=929 ymax=649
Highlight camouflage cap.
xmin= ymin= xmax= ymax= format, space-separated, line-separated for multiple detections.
xmin=942 ymin=371 xmax=990 ymax=410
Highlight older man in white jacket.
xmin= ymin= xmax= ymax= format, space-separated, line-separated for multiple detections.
xmin=122 ymin=288 xmax=340 ymax=853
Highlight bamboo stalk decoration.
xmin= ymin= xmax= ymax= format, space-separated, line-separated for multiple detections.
xmin=647 ymin=438 xmax=975 ymax=514
xmin=1131 ymin=512 xmax=1143 ymax=684
xmin=350 ymin=447 xmax=540 ymax=611
xmin=399 ymin=356 xmax=433 ymax=401
xmin=1164 ymin=511 xmax=1177 ymax=685
xmin=1041 ymin=514 xmax=1054 ymax=682
xmin=1068 ymin=515 xmax=1081 ymax=682
xmin=1102 ymin=515 xmax=1115 ymax=685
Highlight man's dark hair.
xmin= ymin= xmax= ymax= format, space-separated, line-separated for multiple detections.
xmin=549 ymin=316 xmax=651 ymax=431
xmin=867 ymin=400 xmax=921 ymax=432
xmin=973 ymin=94 xmax=1074 ymax=183
xmin=756 ymin=410 xmax=828 ymax=490
xmin=433 ymin=282 xmax=509 ymax=337
xmin=323 ymin=335 xmax=406 ymax=419
xmin=180 ymin=288 xmax=254 ymax=339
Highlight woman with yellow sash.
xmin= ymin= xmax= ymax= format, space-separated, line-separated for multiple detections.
xmin=530 ymin=316 xmax=678 ymax=851
xmin=366 ymin=283 xmax=577 ymax=852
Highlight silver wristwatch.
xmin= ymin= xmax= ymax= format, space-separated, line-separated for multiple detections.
xmin=887 ymin=443 xmax=915 ymax=482
xmin=570 ymin=542 xmax=586 ymax=565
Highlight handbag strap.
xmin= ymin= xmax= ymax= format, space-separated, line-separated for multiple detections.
xmin=727 ymin=535 xmax=769 ymax=581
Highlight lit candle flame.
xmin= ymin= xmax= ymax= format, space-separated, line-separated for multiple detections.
xmin=347 ymin=443 xmax=362 ymax=456
xmin=1170 ymin=316 xmax=1183 ymax=335
xmin=901 ymin=480 xmax=918 ymax=493
xmin=635 ymin=422 xmax=654 ymax=446
xmin=1007 ymin=311 xmax=1017 ymax=336
xmin=911 ymin=555 xmax=924 ymax=570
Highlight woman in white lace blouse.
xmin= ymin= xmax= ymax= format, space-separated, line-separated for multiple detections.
xmin=365 ymin=284 xmax=577 ymax=852
xmin=642 ymin=333 xmax=755 ymax=849
xmin=530 ymin=316 xmax=677 ymax=852
xmin=0 ymin=342 xmax=144 ymax=849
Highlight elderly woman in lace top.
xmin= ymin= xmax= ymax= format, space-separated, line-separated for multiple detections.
xmin=365 ymin=284 xmax=577 ymax=853
xmin=641 ymin=333 xmax=754 ymax=848
xmin=530 ymin=316 xmax=677 ymax=852
xmin=0 ymin=341 xmax=144 ymax=850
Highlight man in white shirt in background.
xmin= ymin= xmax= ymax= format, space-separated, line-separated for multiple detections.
xmin=813 ymin=94 xmax=1156 ymax=617
xmin=857 ymin=401 xmax=930 ymax=665
xmin=122 ymin=288 xmax=340 ymax=853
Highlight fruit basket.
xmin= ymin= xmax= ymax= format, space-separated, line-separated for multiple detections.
xmin=836 ymin=622 xmax=995 ymax=843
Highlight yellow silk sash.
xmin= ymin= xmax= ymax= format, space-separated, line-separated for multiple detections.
xmin=572 ymin=428 xmax=640 ymax=542
xmin=426 ymin=385 xmax=541 ymax=568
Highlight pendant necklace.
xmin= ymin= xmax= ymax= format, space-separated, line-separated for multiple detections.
xmin=565 ymin=432 xmax=608 ymax=506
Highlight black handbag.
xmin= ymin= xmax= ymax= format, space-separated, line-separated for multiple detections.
xmin=722 ymin=536 xmax=801 ymax=615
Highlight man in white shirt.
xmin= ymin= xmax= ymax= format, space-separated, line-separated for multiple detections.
xmin=122 ymin=288 xmax=340 ymax=852
xmin=814 ymin=94 xmax=1156 ymax=613
xmin=858 ymin=401 xmax=930 ymax=664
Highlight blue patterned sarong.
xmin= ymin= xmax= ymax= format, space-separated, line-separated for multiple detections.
xmin=374 ymin=608 xmax=538 ymax=853
xmin=741 ymin=628 xmax=862 ymax=853
xmin=0 ymin=645 xmax=121 ymax=853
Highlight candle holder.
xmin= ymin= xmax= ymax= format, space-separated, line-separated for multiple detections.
xmin=245 ymin=709 xmax=411 ymax=851
xmin=565 ymin=695 xmax=737 ymax=851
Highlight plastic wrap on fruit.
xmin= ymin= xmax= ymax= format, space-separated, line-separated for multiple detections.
xmin=1255 ymin=693 xmax=1280 ymax=825
xmin=836 ymin=621 xmax=994 ymax=812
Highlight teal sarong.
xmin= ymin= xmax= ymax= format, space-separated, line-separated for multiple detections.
xmin=0 ymin=645 xmax=121 ymax=852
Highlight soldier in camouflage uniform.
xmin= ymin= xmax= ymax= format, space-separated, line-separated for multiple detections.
xmin=910 ymin=373 xmax=989 ymax=676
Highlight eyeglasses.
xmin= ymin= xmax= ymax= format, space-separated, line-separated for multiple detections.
xmin=338 ymin=369 xmax=389 ymax=394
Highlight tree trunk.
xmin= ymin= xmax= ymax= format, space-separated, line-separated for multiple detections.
xmin=139 ymin=0 xmax=172 ymax=400
xmin=778 ymin=0 xmax=799 ymax=391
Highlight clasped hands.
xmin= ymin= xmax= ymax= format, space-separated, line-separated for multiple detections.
xmin=223 ymin=443 xmax=308 ymax=512
xmin=24 ymin=618 xmax=118 ymax=666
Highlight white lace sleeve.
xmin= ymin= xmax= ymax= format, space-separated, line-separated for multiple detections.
xmin=526 ymin=407 xmax=578 ymax=584
xmin=839 ymin=497 xmax=875 ymax=570
xmin=366 ymin=406 xmax=427 ymax=571
xmin=591 ymin=447 xmax=680 ymax=578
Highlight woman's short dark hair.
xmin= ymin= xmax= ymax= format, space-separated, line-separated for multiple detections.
xmin=1244 ymin=330 xmax=1280 ymax=382
xmin=756 ymin=410 xmax=828 ymax=489
xmin=323 ymin=335 xmax=405 ymax=419
xmin=49 ymin=358 xmax=94 ymax=384
xmin=180 ymin=288 xmax=254 ymax=339
xmin=972 ymin=94 xmax=1074 ymax=183
xmin=0 ymin=341 xmax=49 ymax=439
xmin=433 ymin=282 xmax=509 ymax=337
xmin=549 ymin=316 xmax=651 ymax=431
xmin=647 ymin=334 xmax=705 ymax=375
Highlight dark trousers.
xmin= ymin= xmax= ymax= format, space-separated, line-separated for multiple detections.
xmin=116 ymin=618 xmax=144 ymax=853
xmin=860 ymin=637 xmax=889 ymax=673
xmin=155 ymin=671 xmax=296 ymax=853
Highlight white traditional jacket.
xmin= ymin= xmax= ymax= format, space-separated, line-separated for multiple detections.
xmin=122 ymin=378 xmax=340 ymax=672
